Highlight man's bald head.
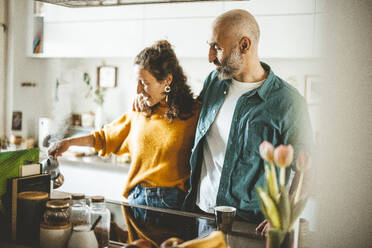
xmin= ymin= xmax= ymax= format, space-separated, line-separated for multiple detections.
xmin=213 ymin=9 xmax=260 ymax=49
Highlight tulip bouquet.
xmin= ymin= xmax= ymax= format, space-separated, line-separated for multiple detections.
xmin=257 ymin=141 xmax=309 ymax=248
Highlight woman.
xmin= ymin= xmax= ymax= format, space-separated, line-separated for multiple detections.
xmin=48 ymin=40 xmax=200 ymax=210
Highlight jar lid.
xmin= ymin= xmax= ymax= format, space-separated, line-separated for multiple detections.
xmin=91 ymin=196 xmax=104 ymax=203
xmin=46 ymin=199 xmax=70 ymax=209
xmin=71 ymin=193 xmax=85 ymax=200
xmin=50 ymin=196 xmax=71 ymax=201
xmin=18 ymin=191 xmax=49 ymax=200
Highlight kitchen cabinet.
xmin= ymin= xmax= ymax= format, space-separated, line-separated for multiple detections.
xmin=143 ymin=17 xmax=212 ymax=58
xmin=313 ymin=13 xmax=326 ymax=58
xmin=29 ymin=0 xmax=320 ymax=58
xmin=257 ymin=15 xmax=314 ymax=58
xmin=142 ymin=2 xmax=224 ymax=18
xmin=43 ymin=19 xmax=143 ymax=57
xmin=224 ymin=0 xmax=315 ymax=15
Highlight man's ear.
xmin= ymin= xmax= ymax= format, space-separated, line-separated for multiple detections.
xmin=239 ymin=37 xmax=251 ymax=54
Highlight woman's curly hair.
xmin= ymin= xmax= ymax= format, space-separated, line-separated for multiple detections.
xmin=134 ymin=40 xmax=197 ymax=121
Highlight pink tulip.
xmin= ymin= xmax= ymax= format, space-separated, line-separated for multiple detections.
xmin=259 ymin=141 xmax=275 ymax=162
xmin=274 ymin=144 xmax=294 ymax=168
xmin=296 ymin=151 xmax=310 ymax=172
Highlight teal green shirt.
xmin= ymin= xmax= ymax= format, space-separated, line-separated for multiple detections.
xmin=183 ymin=63 xmax=313 ymax=222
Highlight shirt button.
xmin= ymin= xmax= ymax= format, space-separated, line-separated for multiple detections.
xmin=213 ymin=109 xmax=216 ymax=114
xmin=191 ymin=148 xmax=194 ymax=153
xmin=224 ymin=91 xmax=227 ymax=95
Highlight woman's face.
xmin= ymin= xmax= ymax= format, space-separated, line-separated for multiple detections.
xmin=135 ymin=66 xmax=171 ymax=107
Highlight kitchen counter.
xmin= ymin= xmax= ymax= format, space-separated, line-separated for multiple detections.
xmin=0 ymin=191 xmax=265 ymax=248
xmin=56 ymin=191 xmax=265 ymax=248
xmin=106 ymin=200 xmax=265 ymax=248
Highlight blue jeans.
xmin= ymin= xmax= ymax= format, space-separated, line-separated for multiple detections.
xmin=128 ymin=185 xmax=186 ymax=210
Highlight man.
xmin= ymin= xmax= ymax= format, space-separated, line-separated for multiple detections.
xmin=182 ymin=8 xmax=313 ymax=229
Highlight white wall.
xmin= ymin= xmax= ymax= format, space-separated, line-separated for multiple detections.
xmin=314 ymin=0 xmax=372 ymax=247
xmin=5 ymin=0 xmax=59 ymax=139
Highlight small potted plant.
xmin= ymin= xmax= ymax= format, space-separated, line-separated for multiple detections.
xmin=83 ymin=72 xmax=106 ymax=129
xmin=257 ymin=141 xmax=310 ymax=248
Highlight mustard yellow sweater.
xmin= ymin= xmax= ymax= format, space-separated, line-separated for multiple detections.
xmin=92 ymin=106 xmax=200 ymax=198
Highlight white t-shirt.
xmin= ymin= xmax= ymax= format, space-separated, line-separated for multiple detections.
xmin=196 ymin=78 xmax=264 ymax=213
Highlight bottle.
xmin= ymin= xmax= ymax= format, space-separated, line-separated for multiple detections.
xmin=90 ymin=196 xmax=110 ymax=248
xmin=71 ymin=193 xmax=91 ymax=227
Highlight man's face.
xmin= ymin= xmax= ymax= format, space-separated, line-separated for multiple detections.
xmin=208 ymin=28 xmax=243 ymax=80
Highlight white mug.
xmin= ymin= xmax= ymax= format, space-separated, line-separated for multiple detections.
xmin=67 ymin=225 xmax=98 ymax=248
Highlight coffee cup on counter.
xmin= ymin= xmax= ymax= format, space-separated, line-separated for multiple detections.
xmin=214 ymin=206 xmax=236 ymax=234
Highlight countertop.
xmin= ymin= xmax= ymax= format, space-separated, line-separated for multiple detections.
xmin=0 ymin=191 xmax=265 ymax=248
xmin=56 ymin=191 xmax=265 ymax=248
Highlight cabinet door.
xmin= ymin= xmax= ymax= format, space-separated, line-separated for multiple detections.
xmin=44 ymin=20 xmax=143 ymax=57
xmin=142 ymin=2 xmax=224 ymax=19
xmin=224 ymin=0 xmax=315 ymax=15
xmin=44 ymin=4 xmax=143 ymax=22
xmin=313 ymin=13 xmax=326 ymax=58
xmin=257 ymin=15 xmax=314 ymax=58
xmin=143 ymin=17 xmax=213 ymax=58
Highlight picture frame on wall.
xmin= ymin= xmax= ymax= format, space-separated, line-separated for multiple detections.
xmin=11 ymin=111 xmax=22 ymax=131
xmin=305 ymin=75 xmax=321 ymax=104
xmin=97 ymin=65 xmax=118 ymax=88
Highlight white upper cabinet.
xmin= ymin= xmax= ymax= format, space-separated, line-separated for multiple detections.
xmin=143 ymin=17 xmax=213 ymax=58
xmin=257 ymin=15 xmax=314 ymax=58
xmin=32 ymin=0 xmax=318 ymax=58
xmin=142 ymin=2 xmax=224 ymax=18
xmin=224 ymin=0 xmax=315 ymax=15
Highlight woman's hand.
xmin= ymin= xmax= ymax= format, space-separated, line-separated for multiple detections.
xmin=48 ymin=139 xmax=70 ymax=159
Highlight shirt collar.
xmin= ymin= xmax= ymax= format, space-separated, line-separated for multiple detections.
xmin=220 ymin=62 xmax=275 ymax=101
xmin=256 ymin=62 xmax=275 ymax=101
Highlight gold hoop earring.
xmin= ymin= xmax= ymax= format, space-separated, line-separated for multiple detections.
xmin=164 ymin=85 xmax=171 ymax=102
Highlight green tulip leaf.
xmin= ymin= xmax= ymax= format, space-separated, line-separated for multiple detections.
xmin=265 ymin=163 xmax=280 ymax=203
xmin=265 ymin=164 xmax=277 ymax=200
xmin=256 ymin=187 xmax=281 ymax=229
xmin=278 ymin=185 xmax=291 ymax=231
xmin=289 ymin=197 xmax=308 ymax=230
xmin=257 ymin=188 xmax=270 ymax=221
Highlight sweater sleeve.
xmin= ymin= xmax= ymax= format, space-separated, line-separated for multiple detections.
xmin=92 ymin=113 xmax=132 ymax=156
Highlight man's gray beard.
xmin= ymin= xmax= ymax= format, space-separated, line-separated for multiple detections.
xmin=217 ymin=47 xmax=242 ymax=80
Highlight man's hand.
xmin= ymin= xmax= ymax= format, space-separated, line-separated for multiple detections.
xmin=48 ymin=140 xmax=70 ymax=159
xmin=256 ymin=219 xmax=271 ymax=236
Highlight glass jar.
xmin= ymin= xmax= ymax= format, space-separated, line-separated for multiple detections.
xmin=71 ymin=193 xmax=91 ymax=227
xmin=43 ymin=199 xmax=71 ymax=227
xmin=90 ymin=196 xmax=110 ymax=248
